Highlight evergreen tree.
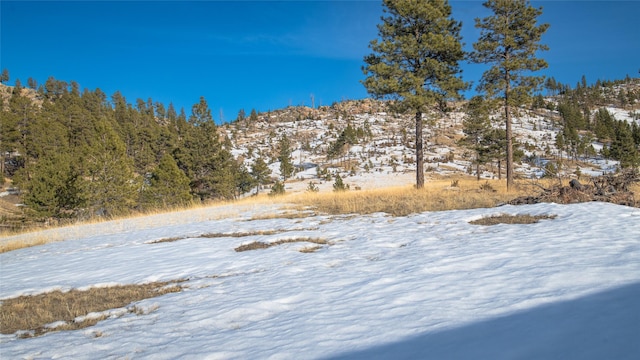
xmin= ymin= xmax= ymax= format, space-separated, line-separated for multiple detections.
xmin=141 ymin=153 xmax=192 ymax=208
xmin=362 ymin=0 xmax=466 ymax=189
xmin=269 ymin=180 xmax=285 ymax=197
xmin=249 ymin=108 xmax=259 ymax=122
xmin=610 ymin=121 xmax=639 ymax=169
xmin=278 ymin=134 xmax=294 ymax=181
xmin=332 ymin=174 xmax=350 ymax=192
xmin=236 ymin=109 xmax=246 ymax=123
xmin=0 ymin=69 xmax=8 ymax=84
xmin=85 ymin=119 xmax=138 ymax=216
xmin=251 ymin=157 xmax=271 ymax=195
xmin=23 ymin=152 xmax=85 ymax=218
xmin=471 ymin=0 xmax=549 ymax=189
xmin=462 ymin=96 xmax=492 ymax=180
xmin=27 ymin=77 xmax=37 ymax=90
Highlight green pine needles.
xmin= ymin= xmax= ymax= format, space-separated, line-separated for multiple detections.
xmin=363 ymin=0 xmax=467 ymax=189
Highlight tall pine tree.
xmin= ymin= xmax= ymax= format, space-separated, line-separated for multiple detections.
xmin=471 ymin=0 xmax=549 ymax=189
xmin=362 ymin=0 xmax=466 ymax=188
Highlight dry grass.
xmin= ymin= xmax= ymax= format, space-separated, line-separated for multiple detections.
xmin=298 ymin=245 xmax=323 ymax=253
xmin=150 ymin=228 xmax=319 ymax=244
xmin=291 ymin=177 xmax=534 ymax=216
xmin=0 ymin=281 xmax=183 ymax=337
xmin=469 ymin=213 xmax=557 ymax=226
xmin=248 ymin=211 xmax=316 ymax=221
xmin=234 ymin=238 xmax=328 ymax=252
xmin=0 ymin=194 xmax=284 ymax=253
xmin=0 ymin=235 xmax=51 ymax=254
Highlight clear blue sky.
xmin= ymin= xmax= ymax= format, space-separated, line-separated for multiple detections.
xmin=2 ymin=1 xmax=639 ymax=122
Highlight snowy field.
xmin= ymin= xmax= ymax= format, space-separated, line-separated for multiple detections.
xmin=1 ymin=201 xmax=639 ymax=359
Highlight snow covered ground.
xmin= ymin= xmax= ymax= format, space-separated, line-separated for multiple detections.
xmin=2 ymin=201 xmax=639 ymax=359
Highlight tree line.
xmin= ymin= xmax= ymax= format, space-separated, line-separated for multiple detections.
xmin=0 ymin=76 xmax=271 ymax=220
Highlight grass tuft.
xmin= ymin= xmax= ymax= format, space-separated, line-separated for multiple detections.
xmin=0 ymin=281 xmax=182 ymax=337
xmin=469 ymin=213 xmax=557 ymax=226
xmin=235 ymin=238 xmax=328 ymax=252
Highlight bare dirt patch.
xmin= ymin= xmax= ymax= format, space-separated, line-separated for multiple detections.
xmin=234 ymin=238 xmax=328 ymax=252
xmin=469 ymin=214 xmax=557 ymax=226
xmin=0 ymin=281 xmax=183 ymax=337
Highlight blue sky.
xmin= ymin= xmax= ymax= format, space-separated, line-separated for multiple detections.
xmin=1 ymin=1 xmax=639 ymax=122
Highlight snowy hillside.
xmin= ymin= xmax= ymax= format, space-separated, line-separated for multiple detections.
xmin=224 ymin=98 xmax=638 ymax=194
xmin=1 ymin=201 xmax=639 ymax=359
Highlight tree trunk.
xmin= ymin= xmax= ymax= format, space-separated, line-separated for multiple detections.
xmin=505 ymin=70 xmax=514 ymax=190
xmin=415 ymin=111 xmax=424 ymax=189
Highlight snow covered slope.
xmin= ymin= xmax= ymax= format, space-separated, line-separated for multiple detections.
xmin=2 ymin=201 xmax=639 ymax=359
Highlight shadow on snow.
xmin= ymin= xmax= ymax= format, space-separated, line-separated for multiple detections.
xmin=327 ymin=282 xmax=640 ymax=360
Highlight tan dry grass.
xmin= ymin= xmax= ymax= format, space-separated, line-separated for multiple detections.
xmin=234 ymin=238 xmax=328 ymax=252
xmin=469 ymin=213 xmax=557 ymax=226
xmin=150 ymin=228 xmax=319 ymax=244
xmin=0 ymin=281 xmax=182 ymax=337
xmin=0 ymin=195 xmax=288 ymax=253
xmin=291 ymin=178 xmax=533 ymax=216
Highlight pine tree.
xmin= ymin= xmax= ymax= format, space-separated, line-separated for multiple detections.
xmin=278 ymin=134 xmax=294 ymax=181
xmin=0 ymin=69 xmax=8 ymax=84
xmin=462 ymin=96 xmax=492 ymax=180
xmin=332 ymin=174 xmax=350 ymax=192
xmin=249 ymin=109 xmax=259 ymax=123
xmin=251 ymin=157 xmax=271 ymax=195
xmin=610 ymin=121 xmax=639 ymax=169
xmin=141 ymin=153 xmax=192 ymax=208
xmin=362 ymin=0 xmax=466 ymax=188
xmin=23 ymin=152 xmax=85 ymax=218
xmin=471 ymin=0 xmax=549 ymax=189
xmin=85 ymin=119 xmax=138 ymax=216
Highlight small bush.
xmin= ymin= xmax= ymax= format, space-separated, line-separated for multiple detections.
xmin=480 ymin=181 xmax=496 ymax=192
xmin=333 ymin=174 xmax=350 ymax=192
xmin=306 ymin=181 xmax=319 ymax=193
xmin=269 ymin=180 xmax=286 ymax=197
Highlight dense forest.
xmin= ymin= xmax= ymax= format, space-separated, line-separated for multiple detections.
xmin=1 ymin=74 xmax=258 ymax=221
xmin=1 ymin=71 xmax=639 ymax=225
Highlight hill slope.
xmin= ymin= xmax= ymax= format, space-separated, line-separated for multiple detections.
xmin=1 ymin=201 xmax=639 ymax=358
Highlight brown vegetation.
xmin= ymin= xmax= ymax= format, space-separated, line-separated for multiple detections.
xmin=510 ymin=170 xmax=639 ymax=207
xmin=150 ymin=228 xmax=319 ymax=244
xmin=0 ymin=281 xmax=182 ymax=337
xmin=469 ymin=213 xmax=557 ymax=226
xmin=292 ymin=178 xmax=529 ymax=216
xmin=234 ymin=238 xmax=328 ymax=252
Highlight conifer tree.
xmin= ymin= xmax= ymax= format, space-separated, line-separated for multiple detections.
xmin=0 ymin=69 xmax=8 ymax=84
xmin=462 ymin=96 xmax=492 ymax=180
xmin=141 ymin=153 xmax=192 ymax=208
xmin=610 ymin=121 xmax=639 ymax=169
xmin=333 ymin=174 xmax=349 ymax=192
xmin=85 ymin=119 xmax=138 ymax=216
xmin=23 ymin=152 xmax=85 ymax=218
xmin=251 ymin=157 xmax=271 ymax=195
xmin=249 ymin=109 xmax=259 ymax=123
xmin=362 ymin=0 xmax=466 ymax=188
xmin=471 ymin=0 xmax=549 ymax=189
xmin=278 ymin=134 xmax=294 ymax=181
